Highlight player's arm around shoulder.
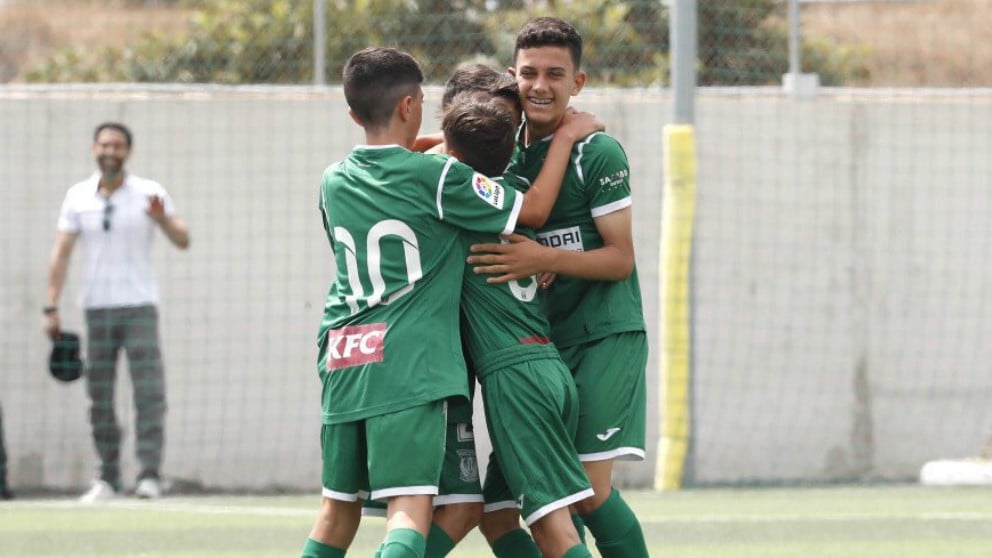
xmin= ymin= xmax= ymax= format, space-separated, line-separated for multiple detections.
xmin=518 ymin=109 xmax=605 ymax=229
xmin=466 ymin=131 xmax=635 ymax=283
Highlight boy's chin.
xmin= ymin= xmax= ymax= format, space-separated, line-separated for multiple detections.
xmin=525 ymin=114 xmax=562 ymax=132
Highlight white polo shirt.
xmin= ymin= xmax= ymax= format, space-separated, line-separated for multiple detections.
xmin=57 ymin=172 xmax=176 ymax=309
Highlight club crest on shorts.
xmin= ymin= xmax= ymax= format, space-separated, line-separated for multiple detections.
xmin=457 ymin=449 xmax=479 ymax=482
xmin=325 ymin=323 xmax=386 ymax=370
xmin=472 ymin=173 xmax=505 ymax=209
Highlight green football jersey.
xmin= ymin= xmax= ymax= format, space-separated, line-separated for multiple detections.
xmin=459 ymin=174 xmax=554 ymax=378
xmin=318 ymin=146 xmax=523 ymax=424
xmin=507 ymin=132 xmax=646 ymax=348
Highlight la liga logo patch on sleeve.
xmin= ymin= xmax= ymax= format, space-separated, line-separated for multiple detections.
xmin=472 ymin=174 xmax=505 ymax=209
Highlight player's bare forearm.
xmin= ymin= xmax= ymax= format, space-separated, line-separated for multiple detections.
xmin=517 ymin=111 xmax=603 ymax=229
xmin=412 ymin=132 xmax=444 ymax=153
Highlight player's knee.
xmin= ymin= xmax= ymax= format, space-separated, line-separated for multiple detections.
xmin=455 ymin=502 xmax=483 ymax=536
xmin=572 ymin=489 xmax=609 ymax=516
xmin=435 ymin=502 xmax=482 ymax=540
xmin=480 ymin=508 xmax=521 ymax=544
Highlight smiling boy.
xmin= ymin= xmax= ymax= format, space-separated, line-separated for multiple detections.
xmin=468 ymin=18 xmax=650 ymax=558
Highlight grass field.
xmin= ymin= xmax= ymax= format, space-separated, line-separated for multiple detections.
xmin=3 ymin=486 xmax=991 ymax=557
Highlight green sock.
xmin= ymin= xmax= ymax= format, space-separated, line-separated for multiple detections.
xmin=491 ymin=528 xmax=541 ymax=558
xmin=380 ymin=528 xmax=426 ymax=558
xmin=424 ymin=523 xmax=456 ymax=558
xmin=563 ymin=543 xmax=594 ymax=558
xmin=582 ymin=489 xmax=649 ymax=558
xmin=301 ymin=537 xmax=346 ymax=558
xmin=572 ymin=512 xmax=587 ymax=544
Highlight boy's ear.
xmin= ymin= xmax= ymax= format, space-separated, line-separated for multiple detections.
xmin=572 ymin=70 xmax=587 ymax=96
xmin=347 ymin=108 xmax=363 ymax=127
xmin=507 ymin=66 xmax=516 ymax=77
xmin=398 ymin=95 xmax=414 ymax=122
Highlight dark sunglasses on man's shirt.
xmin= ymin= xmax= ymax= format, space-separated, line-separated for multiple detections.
xmin=103 ymin=202 xmax=114 ymax=232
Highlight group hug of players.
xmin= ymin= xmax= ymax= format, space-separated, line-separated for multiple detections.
xmin=302 ymin=17 xmax=650 ymax=558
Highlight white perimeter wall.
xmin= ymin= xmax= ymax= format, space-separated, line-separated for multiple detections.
xmin=1 ymin=85 xmax=989 ymax=491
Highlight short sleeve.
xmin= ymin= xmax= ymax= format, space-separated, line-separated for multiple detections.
xmin=581 ymin=135 xmax=632 ymax=218
xmin=435 ymin=157 xmax=523 ymax=236
xmin=56 ymin=192 xmax=79 ymax=233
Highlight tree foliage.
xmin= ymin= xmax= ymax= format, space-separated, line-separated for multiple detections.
xmin=25 ymin=0 xmax=863 ymax=86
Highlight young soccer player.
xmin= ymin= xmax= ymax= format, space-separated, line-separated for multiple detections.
xmin=467 ymin=17 xmax=651 ymax=558
xmin=444 ymin=93 xmax=597 ymax=558
xmin=303 ymin=46 xmax=576 ymax=558
xmin=412 ymin=62 xmax=522 ymax=156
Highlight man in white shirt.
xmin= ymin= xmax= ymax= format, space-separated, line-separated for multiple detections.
xmin=44 ymin=122 xmax=190 ymax=502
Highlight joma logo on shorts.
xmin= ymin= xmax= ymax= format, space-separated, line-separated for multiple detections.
xmin=326 ymin=323 xmax=386 ymax=371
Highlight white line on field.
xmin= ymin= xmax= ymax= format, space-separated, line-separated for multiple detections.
xmin=638 ymin=511 xmax=992 ymax=523
xmin=11 ymin=501 xmax=992 ymax=522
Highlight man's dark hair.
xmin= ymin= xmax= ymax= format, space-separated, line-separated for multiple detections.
xmin=343 ymin=47 xmax=423 ymax=130
xmin=442 ymin=94 xmax=516 ymax=177
xmin=514 ymin=17 xmax=583 ymax=70
xmin=93 ymin=122 xmax=133 ymax=147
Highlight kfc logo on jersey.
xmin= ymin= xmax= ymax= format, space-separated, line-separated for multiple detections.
xmin=325 ymin=323 xmax=386 ymax=371
xmin=536 ymin=226 xmax=584 ymax=252
xmin=472 ymin=173 xmax=505 ymax=209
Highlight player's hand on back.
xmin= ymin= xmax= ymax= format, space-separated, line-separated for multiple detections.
xmin=468 ymin=233 xmax=552 ymax=284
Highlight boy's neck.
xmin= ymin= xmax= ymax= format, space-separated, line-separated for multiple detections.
xmin=524 ymin=117 xmax=563 ymax=147
xmin=364 ymin=120 xmax=414 ymax=149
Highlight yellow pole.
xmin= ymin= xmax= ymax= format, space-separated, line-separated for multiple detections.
xmin=655 ymin=124 xmax=697 ymax=491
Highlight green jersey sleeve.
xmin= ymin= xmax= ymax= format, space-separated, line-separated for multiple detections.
xmin=578 ymin=133 xmax=632 ymax=218
xmin=433 ymin=155 xmax=523 ymax=236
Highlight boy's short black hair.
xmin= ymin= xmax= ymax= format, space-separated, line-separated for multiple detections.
xmin=442 ymin=94 xmax=517 ymax=178
xmin=343 ymin=47 xmax=423 ymax=129
xmin=514 ymin=17 xmax=583 ymax=70
xmin=93 ymin=122 xmax=133 ymax=147
xmin=489 ymin=72 xmax=522 ymax=119
xmin=442 ymin=63 xmax=519 ymax=111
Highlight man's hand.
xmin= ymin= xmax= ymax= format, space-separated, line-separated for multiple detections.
xmin=147 ymin=195 xmax=167 ymax=224
xmin=467 ymin=233 xmax=553 ymax=284
xmin=43 ymin=311 xmax=60 ymax=340
xmin=147 ymin=195 xmax=191 ymax=249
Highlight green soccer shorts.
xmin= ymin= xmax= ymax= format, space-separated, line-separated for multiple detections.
xmin=558 ymin=331 xmax=647 ymax=462
xmin=480 ymin=356 xmax=592 ymax=526
xmin=361 ymin=397 xmax=482 ymax=516
xmin=435 ymin=396 xmax=484 ymax=506
xmin=321 ymin=400 xmax=446 ymax=502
